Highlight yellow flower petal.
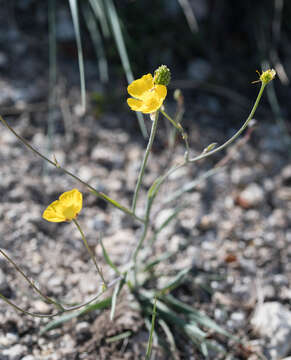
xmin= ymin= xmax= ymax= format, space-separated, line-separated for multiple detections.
xmin=127 ymin=74 xmax=154 ymax=99
xmin=42 ymin=189 xmax=83 ymax=223
xmin=42 ymin=200 xmax=67 ymax=222
xmin=127 ymin=98 xmax=144 ymax=111
xmin=140 ymin=92 xmax=161 ymax=113
xmin=154 ymin=85 xmax=167 ymax=101
xmin=59 ymin=188 xmax=83 ymax=214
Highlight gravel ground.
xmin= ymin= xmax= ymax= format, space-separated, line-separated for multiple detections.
xmin=0 ymin=99 xmax=291 ymax=359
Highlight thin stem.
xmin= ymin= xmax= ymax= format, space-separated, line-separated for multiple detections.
xmin=139 ymin=82 xmax=267 ymax=244
xmin=132 ymin=195 xmax=153 ymax=285
xmin=0 ymin=248 xmax=64 ymax=310
xmin=0 ymin=115 xmax=143 ymax=223
xmin=160 ymin=109 xmax=190 ymax=159
xmin=0 ymin=292 xmax=57 ymax=318
xmin=0 ymin=276 xmax=121 ymax=318
xmin=73 ymin=219 xmax=107 ymax=286
xmin=188 ymin=82 xmax=266 ymax=163
xmin=131 ymin=111 xmax=159 ymax=213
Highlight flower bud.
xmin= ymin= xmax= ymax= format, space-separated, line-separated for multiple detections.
xmin=259 ymin=69 xmax=276 ymax=84
xmin=154 ymin=65 xmax=171 ymax=86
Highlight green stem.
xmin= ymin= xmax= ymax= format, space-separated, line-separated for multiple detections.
xmin=188 ymin=82 xmax=266 ymax=163
xmin=139 ymin=82 xmax=267 ymax=251
xmin=0 ymin=292 xmax=57 ymax=318
xmin=0 ymin=115 xmax=143 ymax=223
xmin=132 ymin=196 xmax=153 ymax=285
xmin=73 ymin=219 xmax=107 ymax=286
xmin=0 ymin=276 xmax=121 ymax=318
xmin=131 ymin=111 xmax=159 ymax=213
xmin=160 ymin=109 xmax=190 ymax=159
xmin=0 ymin=248 xmax=64 ymax=310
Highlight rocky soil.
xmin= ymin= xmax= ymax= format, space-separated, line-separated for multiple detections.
xmin=0 ymin=94 xmax=291 ymax=359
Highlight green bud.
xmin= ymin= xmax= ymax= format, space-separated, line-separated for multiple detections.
xmin=202 ymin=142 xmax=217 ymax=154
xmin=260 ymin=69 xmax=276 ymax=84
xmin=154 ymin=65 xmax=171 ymax=86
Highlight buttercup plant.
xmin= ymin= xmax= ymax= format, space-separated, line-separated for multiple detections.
xmin=0 ymin=66 xmax=276 ymax=354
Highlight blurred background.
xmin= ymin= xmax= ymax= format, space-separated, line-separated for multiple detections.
xmin=0 ymin=0 xmax=290 ymax=134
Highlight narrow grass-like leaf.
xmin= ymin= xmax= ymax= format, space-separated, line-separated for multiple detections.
xmin=100 ymin=237 xmax=120 ymax=275
xmin=158 ymin=319 xmax=178 ymax=359
xmin=105 ymin=330 xmax=132 ymax=343
xmin=145 ymin=298 xmax=157 ymax=360
xmin=143 ymin=252 xmax=173 ymax=272
xmin=68 ymin=0 xmax=86 ymax=112
xmin=154 ymin=299 xmax=206 ymax=340
xmin=159 ymin=268 xmax=190 ymax=293
xmin=82 ymin=2 xmax=109 ymax=83
xmin=200 ymin=342 xmax=208 ymax=357
xmin=88 ymin=0 xmax=110 ymax=38
xmin=162 ymin=294 xmax=235 ymax=339
xmin=177 ymin=0 xmax=199 ymax=33
xmin=151 ymin=206 xmax=185 ymax=245
xmin=105 ymin=0 xmax=147 ymax=137
xmin=148 ymin=176 xmax=163 ymax=200
xmin=140 ymin=292 xmax=207 ymax=345
xmin=110 ymin=280 xmax=122 ymax=321
xmin=40 ymin=296 xmax=111 ymax=334
xmin=40 ymin=312 xmax=79 ymax=335
xmin=80 ymin=295 xmax=112 ymax=315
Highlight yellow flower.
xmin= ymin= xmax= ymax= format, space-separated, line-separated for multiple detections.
xmin=259 ymin=69 xmax=276 ymax=84
xmin=42 ymin=189 xmax=83 ymax=223
xmin=253 ymin=69 xmax=276 ymax=85
xmin=127 ymin=74 xmax=167 ymax=114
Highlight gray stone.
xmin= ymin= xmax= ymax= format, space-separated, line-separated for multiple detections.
xmin=3 ymin=344 xmax=27 ymax=360
xmin=237 ymin=183 xmax=264 ymax=208
xmin=230 ymin=311 xmax=246 ymax=328
xmin=251 ymin=302 xmax=291 ymax=359
xmin=0 ymin=333 xmax=19 ymax=347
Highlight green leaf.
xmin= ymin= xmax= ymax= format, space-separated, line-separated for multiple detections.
xmin=145 ymin=297 xmax=157 ymax=360
xmin=143 ymin=252 xmax=173 ymax=272
xmin=40 ymin=312 xmax=79 ymax=335
xmin=68 ymin=0 xmax=86 ymax=112
xmin=40 ymin=296 xmax=111 ymax=334
xmin=105 ymin=330 xmax=132 ymax=343
xmin=82 ymin=2 xmax=109 ymax=83
xmin=88 ymin=0 xmax=110 ymax=38
xmin=110 ymin=280 xmax=123 ymax=321
xmin=159 ymin=267 xmax=191 ymax=293
xmin=147 ymin=176 xmax=163 ymax=200
xmin=158 ymin=319 xmax=178 ymax=358
xmin=154 ymin=206 xmax=184 ymax=235
xmin=162 ymin=294 xmax=236 ymax=340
